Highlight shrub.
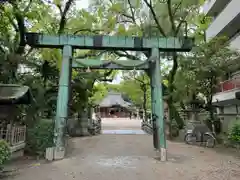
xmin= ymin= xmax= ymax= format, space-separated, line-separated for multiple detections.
xmin=25 ymin=119 xmax=54 ymax=156
xmin=0 ymin=140 xmax=11 ymax=170
xmin=228 ymin=119 xmax=240 ymax=144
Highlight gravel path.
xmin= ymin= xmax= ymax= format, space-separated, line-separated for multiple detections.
xmin=4 ymin=119 xmax=240 ymax=180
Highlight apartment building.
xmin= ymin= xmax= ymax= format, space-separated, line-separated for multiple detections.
xmin=203 ymin=0 xmax=240 ymax=131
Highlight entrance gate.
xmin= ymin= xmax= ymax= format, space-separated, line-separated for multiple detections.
xmin=25 ymin=33 xmax=194 ymax=161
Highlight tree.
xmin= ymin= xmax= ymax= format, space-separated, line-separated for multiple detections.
xmin=89 ymin=0 xmax=203 ymax=129
xmin=0 ymin=0 xmax=118 ymax=124
xmin=175 ymin=13 xmax=240 ymax=127
xmin=178 ymin=36 xmax=240 ymax=122
xmin=121 ymin=70 xmax=151 ymax=121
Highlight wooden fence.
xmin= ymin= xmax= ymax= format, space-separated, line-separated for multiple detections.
xmin=0 ymin=125 xmax=26 ymax=146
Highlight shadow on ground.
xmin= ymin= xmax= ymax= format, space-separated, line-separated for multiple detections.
xmin=3 ymin=118 xmax=240 ymax=180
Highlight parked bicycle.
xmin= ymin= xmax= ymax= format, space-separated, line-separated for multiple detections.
xmin=184 ymin=121 xmax=216 ymax=148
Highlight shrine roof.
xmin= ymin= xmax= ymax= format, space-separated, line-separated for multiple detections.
xmin=0 ymin=84 xmax=33 ymax=105
xmin=98 ymin=91 xmax=133 ymax=108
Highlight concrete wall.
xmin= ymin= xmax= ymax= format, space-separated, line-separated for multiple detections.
xmin=212 ymin=88 xmax=239 ymax=103
xmin=218 ymin=105 xmax=239 ymax=133
xmin=198 ymin=105 xmax=239 ymax=133
xmin=67 ymin=117 xmax=89 ymax=137
xmin=229 ymin=33 xmax=240 ymax=51
xmin=205 ymin=0 xmax=240 ymax=40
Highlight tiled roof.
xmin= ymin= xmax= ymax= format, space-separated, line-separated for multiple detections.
xmin=98 ymin=92 xmax=132 ymax=107
xmin=0 ymin=84 xmax=33 ymax=104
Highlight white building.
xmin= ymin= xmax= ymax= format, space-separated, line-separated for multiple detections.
xmin=203 ymin=0 xmax=240 ymax=131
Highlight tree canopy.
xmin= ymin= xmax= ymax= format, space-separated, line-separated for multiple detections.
xmin=0 ymin=0 xmax=239 ymax=131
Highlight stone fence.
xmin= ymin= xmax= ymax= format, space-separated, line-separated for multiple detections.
xmin=88 ymin=117 xmax=101 ymax=135
xmin=67 ymin=115 xmax=102 ymax=137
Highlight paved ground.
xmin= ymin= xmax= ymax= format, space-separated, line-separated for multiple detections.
xmin=101 ymin=118 xmax=145 ymax=134
xmin=101 ymin=118 xmax=142 ymax=130
xmin=3 ymin=118 xmax=240 ymax=180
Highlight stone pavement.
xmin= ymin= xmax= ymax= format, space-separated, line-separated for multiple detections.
xmin=101 ymin=118 xmax=143 ymax=130
xmin=4 ymin=118 xmax=240 ymax=180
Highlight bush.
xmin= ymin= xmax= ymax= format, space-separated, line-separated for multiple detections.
xmin=0 ymin=140 xmax=11 ymax=170
xmin=25 ymin=119 xmax=54 ymax=156
xmin=228 ymin=119 xmax=240 ymax=144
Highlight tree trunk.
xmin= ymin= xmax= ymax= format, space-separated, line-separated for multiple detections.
xmin=167 ymin=102 xmax=174 ymax=139
xmin=207 ymin=102 xmax=215 ymax=133
xmin=207 ymin=77 xmax=215 ymax=133
xmin=167 ymin=53 xmax=184 ymax=138
xmin=143 ymin=88 xmax=147 ymax=122
xmin=141 ymin=84 xmax=147 ymax=122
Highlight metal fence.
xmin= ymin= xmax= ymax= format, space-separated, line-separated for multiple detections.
xmin=0 ymin=125 xmax=26 ymax=146
xmin=141 ymin=119 xmax=153 ymax=134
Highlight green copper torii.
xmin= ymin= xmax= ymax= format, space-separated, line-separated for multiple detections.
xmin=25 ymin=33 xmax=194 ymax=161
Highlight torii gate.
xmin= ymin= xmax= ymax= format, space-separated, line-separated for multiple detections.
xmin=25 ymin=33 xmax=194 ymax=161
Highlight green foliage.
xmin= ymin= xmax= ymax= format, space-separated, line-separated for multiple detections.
xmin=0 ymin=0 xmax=210 ymax=142
xmin=0 ymin=0 xmax=118 ymax=127
xmin=121 ymin=71 xmax=151 ymax=109
xmin=120 ymin=80 xmax=148 ymax=107
xmin=0 ymin=140 xmax=11 ymax=170
xmin=228 ymin=119 xmax=240 ymax=144
xmin=175 ymin=36 xmax=240 ymax=113
xmin=90 ymin=83 xmax=108 ymax=104
xmin=90 ymin=83 xmax=121 ymax=104
xmin=26 ymin=119 xmax=54 ymax=156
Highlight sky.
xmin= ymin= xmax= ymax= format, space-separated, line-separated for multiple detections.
xmin=75 ymin=0 xmax=89 ymax=9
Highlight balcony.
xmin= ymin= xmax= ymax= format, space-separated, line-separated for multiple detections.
xmin=229 ymin=33 xmax=240 ymax=51
xmin=203 ymin=0 xmax=229 ymax=16
xmin=216 ymin=78 xmax=240 ymax=93
xmin=205 ymin=0 xmax=240 ymax=40
xmin=212 ymin=78 xmax=240 ymax=105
